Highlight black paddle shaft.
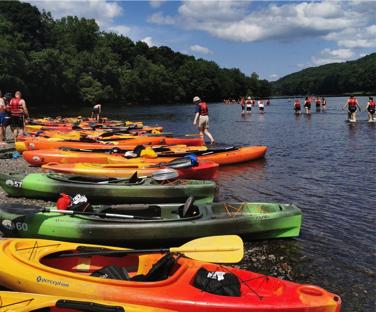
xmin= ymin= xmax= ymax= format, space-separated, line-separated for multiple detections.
xmin=59 ymin=248 xmax=170 ymax=258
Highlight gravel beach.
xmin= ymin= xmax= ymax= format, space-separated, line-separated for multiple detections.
xmin=0 ymin=145 xmax=295 ymax=283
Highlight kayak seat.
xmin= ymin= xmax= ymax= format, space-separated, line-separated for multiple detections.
xmin=91 ymin=265 xmax=130 ymax=281
xmin=131 ymin=253 xmax=177 ymax=282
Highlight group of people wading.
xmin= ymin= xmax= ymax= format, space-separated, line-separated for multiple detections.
xmin=293 ymin=97 xmax=327 ymax=114
xmin=293 ymin=95 xmax=375 ymax=122
xmin=239 ymin=96 xmax=270 ymax=115
xmin=0 ymin=90 xmax=29 ymax=145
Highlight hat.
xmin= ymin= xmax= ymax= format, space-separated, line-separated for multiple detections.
xmin=247 ymin=96 xmax=251 ymax=100
xmin=193 ymin=96 xmax=201 ymax=103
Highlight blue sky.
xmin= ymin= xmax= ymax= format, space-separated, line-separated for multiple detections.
xmin=27 ymin=1 xmax=376 ymax=80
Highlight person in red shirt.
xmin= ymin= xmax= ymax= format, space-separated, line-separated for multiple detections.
xmin=193 ymin=96 xmax=215 ymax=145
xmin=304 ymin=97 xmax=311 ymax=114
xmin=294 ymin=99 xmax=301 ymax=114
xmin=364 ymin=96 xmax=376 ymax=122
xmin=342 ymin=95 xmax=361 ymax=122
xmin=8 ymin=91 xmax=29 ymax=139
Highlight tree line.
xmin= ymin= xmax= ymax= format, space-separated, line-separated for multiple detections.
xmin=0 ymin=1 xmax=271 ymax=108
xmin=272 ymin=53 xmax=376 ymax=96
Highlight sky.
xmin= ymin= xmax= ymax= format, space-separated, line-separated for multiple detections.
xmin=26 ymin=0 xmax=376 ymax=81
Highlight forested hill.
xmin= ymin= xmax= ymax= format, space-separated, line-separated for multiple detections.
xmin=272 ymin=53 xmax=376 ymax=96
xmin=0 ymin=1 xmax=270 ymax=107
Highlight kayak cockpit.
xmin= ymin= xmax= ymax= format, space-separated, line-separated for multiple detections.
xmin=40 ymin=251 xmax=182 ymax=283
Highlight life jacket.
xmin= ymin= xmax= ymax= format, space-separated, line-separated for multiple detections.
xmin=198 ymin=102 xmax=208 ymax=116
xmin=348 ymin=98 xmax=357 ymax=107
xmin=9 ymin=98 xmax=24 ymax=117
xmin=368 ymin=100 xmax=375 ymax=109
xmin=316 ymin=99 xmax=321 ymax=105
xmin=294 ymin=100 xmax=301 ymax=108
xmin=305 ymin=99 xmax=311 ymax=105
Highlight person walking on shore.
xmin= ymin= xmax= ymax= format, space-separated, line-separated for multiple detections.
xmin=342 ymin=95 xmax=361 ymax=122
xmin=304 ymin=97 xmax=311 ymax=114
xmin=193 ymin=96 xmax=215 ymax=145
xmin=9 ymin=91 xmax=28 ymax=139
xmin=364 ymin=96 xmax=376 ymax=122
xmin=91 ymin=102 xmax=101 ymax=122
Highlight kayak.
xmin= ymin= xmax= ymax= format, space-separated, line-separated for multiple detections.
xmin=24 ymin=146 xmax=267 ymax=166
xmin=0 ymin=291 xmax=173 ymax=311
xmin=42 ymin=161 xmax=219 ymax=180
xmin=0 ymin=201 xmax=302 ymax=243
xmin=16 ymin=136 xmax=204 ymax=152
xmin=0 ymin=173 xmax=215 ymax=204
xmin=0 ymin=238 xmax=341 ymax=311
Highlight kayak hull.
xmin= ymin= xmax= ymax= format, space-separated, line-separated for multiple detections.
xmin=0 ymin=202 xmax=301 ymax=244
xmin=23 ymin=146 xmax=267 ymax=166
xmin=0 ymin=291 xmax=172 ymax=312
xmin=0 ymin=173 xmax=216 ymax=204
xmin=41 ymin=161 xmax=219 ymax=180
xmin=0 ymin=238 xmax=341 ymax=312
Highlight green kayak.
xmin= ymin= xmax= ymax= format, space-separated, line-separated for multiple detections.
xmin=0 ymin=200 xmax=302 ymax=244
xmin=0 ymin=173 xmax=215 ymax=204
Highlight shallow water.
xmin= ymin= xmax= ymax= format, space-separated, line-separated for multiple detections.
xmin=36 ymin=97 xmax=375 ymax=311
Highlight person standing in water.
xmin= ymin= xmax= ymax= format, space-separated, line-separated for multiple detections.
xmin=321 ymin=97 xmax=327 ymax=111
xmin=266 ymin=99 xmax=271 ymax=106
xmin=193 ymin=96 xmax=215 ymax=145
xmin=91 ymin=102 xmax=101 ymax=122
xmin=245 ymin=96 xmax=252 ymax=113
xmin=304 ymin=96 xmax=311 ymax=114
xmin=342 ymin=95 xmax=361 ymax=122
xmin=9 ymin=90 xmax=29 ymax=139
xmin=294 ymin=99 xmax=301 ymax=114
xmin=258 ymin=98 xmax=265 ymax=113
xmin=364 ymin=96 xmax=376 ymax=122
xmin=240 ymin=96 xmax=245 ymax=114
xmin=315 ymin=97 xmax=321 ymax=111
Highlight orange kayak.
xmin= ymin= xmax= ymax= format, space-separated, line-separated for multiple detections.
xmin=16 ymin=136 xmax=204 ymax=152
xmin=42 ymin=161 xmax=219 ymax=180
xmin=24 ymin=146 xmax=267 ymax=166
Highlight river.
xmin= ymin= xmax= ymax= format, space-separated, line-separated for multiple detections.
xmin=36 ymin=96 xmax=375 ymax=311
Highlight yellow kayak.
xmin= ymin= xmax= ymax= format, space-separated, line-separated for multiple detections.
xmin=0 ymin=291 xmax=174 ymax=311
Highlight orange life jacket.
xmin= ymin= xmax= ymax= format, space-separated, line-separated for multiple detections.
xmin=348 ymin=98 xmax=357 ymax=107
xmin=368 ymin=100 xmax=375 ymax=109
xmin=199 ymin=102 xmax=208 ymax=116
xmin=9 ymin=98 xmax=24 ymax=117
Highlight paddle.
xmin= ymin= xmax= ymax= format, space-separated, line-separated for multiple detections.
xmin=150 ymin=168 xmax=179 ymax=181
xmin=40 ymin=208 xmax=161 ymax=220
xmin=58 ymin=235 xmax=244 ymax=263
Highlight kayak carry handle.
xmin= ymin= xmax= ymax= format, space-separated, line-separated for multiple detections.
xmin=56 ymin=299 xmax=124 ymax=312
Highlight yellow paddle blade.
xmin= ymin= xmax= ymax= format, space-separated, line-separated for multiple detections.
xmin=170 ymin=235 xmax=244 ymax=263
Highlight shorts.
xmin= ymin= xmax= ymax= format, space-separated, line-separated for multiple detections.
xmin=259 ymin=107 xmax=264 ymax=111
xmin=198 ymin=115 xmax=209 ymax=130
xmin=304 ymin=104 xmax=311 ymax=109
xmin=0 ymin=112 xmax=6 ymax=126
xmin=246 ymin=105 xmax=252 ymax=111
xmin=92 ymin=108 xmax=100 ymax=115
xmin=368 ymin=109 xmax=375 ymax=115
xmin=348 ymin=106 xmax=357 ymax=113
xmin=10 ymin=116 xmax=24 ymax=129
xmin=316 ymin=103 xmax=321 ymax=107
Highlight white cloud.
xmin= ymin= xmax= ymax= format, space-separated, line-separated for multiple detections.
xmin=141 ymin=36 xmax=156 ymax=47
xmin=311 ymin=48 xmax=355 ymax=66
xmin=269 ymin=74 xmax=279 ymax=80
xmin=107 ymin=25 xmax=130 ymax=36
xmin=297 ymin=63 xmax=306 ymax=69
xmin=190 ymin=44 xmax=213 ymax=55
xmin=147 ymin=12 xmax=175 ymax=25
xmin=28 ymin=0 xmax=123 ymax=28
xmin=149 ymin=0 xmax=166 ymax=9
xmin=176 ymin=0 xmax=375 ymax=50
